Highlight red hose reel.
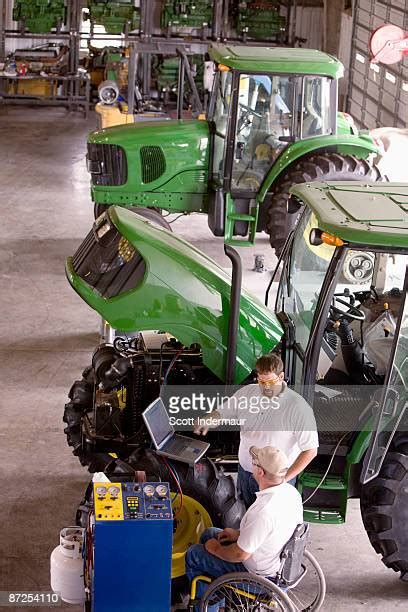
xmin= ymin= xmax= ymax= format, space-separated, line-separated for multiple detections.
xmin=370 ymin=24 xmax=408 ymax=65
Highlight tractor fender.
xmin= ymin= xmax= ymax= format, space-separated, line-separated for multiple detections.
xmin=257 ymin=134 xmax=379 ymax=204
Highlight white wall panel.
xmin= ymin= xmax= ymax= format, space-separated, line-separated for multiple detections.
xmin=290 ymin=6 xmax=324 ymax=50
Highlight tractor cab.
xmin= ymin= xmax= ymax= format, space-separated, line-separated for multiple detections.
xmin=87 ymin=43 xmax=380 ymax=253
xmin=208 ymin=46 xmax=338 ymax=195
xmin=273 ymin=181 xmax=408 ymax=523
xmin=206 ymin=45 xmax=342 ymax=243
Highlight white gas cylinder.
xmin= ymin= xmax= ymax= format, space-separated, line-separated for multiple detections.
xmin=50 ymin=527 xmax=86 ymax=605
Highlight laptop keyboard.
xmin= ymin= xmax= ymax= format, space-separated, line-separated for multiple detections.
xmin=164 ymin=437 xmax=194 ymax=454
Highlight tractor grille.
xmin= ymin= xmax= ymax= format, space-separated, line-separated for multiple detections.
xmin=140 ymin=146 xmax=166 ymax=183
xmin=87 ymin=143 xmax=127 ymax=186
xmin=71 ymin=213 xmax=146 ymax=299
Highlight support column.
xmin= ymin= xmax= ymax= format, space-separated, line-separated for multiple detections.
xmin=323 ymin=0 xmax=344 ymax=56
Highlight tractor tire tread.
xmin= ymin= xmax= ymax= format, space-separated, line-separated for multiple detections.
xmin=266 ymin=152 xmax=382 ymax=255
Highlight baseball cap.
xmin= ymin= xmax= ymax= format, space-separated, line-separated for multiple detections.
xmin=249 ymin=446 xmax=288 ymax=477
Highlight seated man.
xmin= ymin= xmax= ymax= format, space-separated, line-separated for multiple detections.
xmin=185 ymin=446 xmax=303 ymax=608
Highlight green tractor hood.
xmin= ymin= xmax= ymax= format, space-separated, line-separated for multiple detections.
xmin=88 ymin=120 xmax=210 ymax=211
xmin=66 ymin=207 xmax=282 ymax=383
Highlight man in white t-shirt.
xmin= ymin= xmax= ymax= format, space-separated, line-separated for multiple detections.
xmin=185 ymin=446 xmax=303 ymax=610
xmin=194 ymin=353 xmax=318 ymax=507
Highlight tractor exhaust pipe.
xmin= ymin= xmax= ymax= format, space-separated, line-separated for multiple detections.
xmin=224 ymin=245 xmax=242 ymax=385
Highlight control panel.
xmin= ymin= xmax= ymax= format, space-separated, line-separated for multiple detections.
xmin=93 ymin=482 xmax=172 ymax=521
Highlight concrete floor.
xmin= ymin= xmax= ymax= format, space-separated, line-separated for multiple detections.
xmin=0 ymin=106 xmax=407 ymax=611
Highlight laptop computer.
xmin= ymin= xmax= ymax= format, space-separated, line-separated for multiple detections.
xmin=142 ymin=397 xmax=210 ymax=465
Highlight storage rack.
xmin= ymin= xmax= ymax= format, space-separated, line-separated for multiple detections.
xmin=0 ymin=1 xmax=299 ymax=116
xmin=0 ymin=0 xmax=90 ymax=116
xmin=125 ymin=1 xmax=297 ymax=114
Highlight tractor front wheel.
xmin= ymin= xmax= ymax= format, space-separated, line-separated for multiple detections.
xmin=266 ymin=153 xmax=382 ymax=255
xmin=360 ymin=437 xmax=408 ymax=580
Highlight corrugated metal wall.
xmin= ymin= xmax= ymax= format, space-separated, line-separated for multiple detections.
xmin=347 ymin=0 xmax=408 ymax=128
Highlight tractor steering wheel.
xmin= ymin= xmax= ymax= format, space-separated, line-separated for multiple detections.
xmin=238 ymin=103 xmax=262 ymax=118
xmin=329 ymin=295 xmax=366 ymax=322
xmin=237 ymin=103 xmax=262 ymax=133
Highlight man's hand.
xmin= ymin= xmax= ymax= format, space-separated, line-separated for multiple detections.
xmin=205 ymin=538 xmax=251 ymax=562
xmin=285 ymin=448 xmax=317 ymax=482
xmin=193 ymin=416 xmax=209 ymax=435
xmin=193 ymin=410 xmax=221 ymax=435
xmin=204 ymin=538 xmax=220 ymax=556
xmin=217 ymin=528 xmax=239 ymax=543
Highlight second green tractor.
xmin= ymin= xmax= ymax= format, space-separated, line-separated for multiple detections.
xmin=87 ymin=43 xmax=381 ymax=254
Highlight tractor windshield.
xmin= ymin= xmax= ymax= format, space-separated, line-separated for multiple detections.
xmin=231 ymin=73 xmax=300 ymax=191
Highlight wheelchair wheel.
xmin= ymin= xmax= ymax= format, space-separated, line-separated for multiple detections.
xmin=284 ymin=550 xmax=326 ymax=611
xmin=198 ymin=572 xmax=296 ymax=611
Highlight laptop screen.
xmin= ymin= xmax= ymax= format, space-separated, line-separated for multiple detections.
xmin=143 ymin=398 xmax=173 ymax=448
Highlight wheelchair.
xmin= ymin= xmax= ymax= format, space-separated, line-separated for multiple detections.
xmin=188 ymin=523 xmax=326 ymax=612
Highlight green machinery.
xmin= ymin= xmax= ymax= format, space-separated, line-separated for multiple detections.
xmin=154 ymin=54 xmax=204 ymax=102
xmin=233 ymin=0 xmax=286 ymax=41
xmin=86 ymin=0 xmax=140 ymax=34
xmin=64 ymin=182 xmax=408 ymax=577
xmin=87 ymin=44 xmax=381 ymax=255
xmin=161 ymin=1 xmax=213 ymax=32
xmin=12 ymin=0 xmax=66 ymax=33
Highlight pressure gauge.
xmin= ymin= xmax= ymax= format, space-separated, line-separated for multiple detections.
xmin=96 ymin=486 xmax=107 ymax=497
xmin=108 ymin=486 xmax=120 ymax=498
xmin=144 ymin=484 xmax=155 ymax=497
xmin=156 ymin=485 xmax=168 ymax=498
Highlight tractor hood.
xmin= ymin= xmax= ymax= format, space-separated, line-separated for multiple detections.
xmin=87 ymin=120 xmax=210 ymax=210
xmin=66 ymin=207 xmax=282 ymax=383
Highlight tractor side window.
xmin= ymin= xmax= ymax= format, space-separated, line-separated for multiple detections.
xmin=210 ymin=70 xmax=233 ymax=184
xmin=231 ymin=73 xmax=300 ymax=192
xmin=318 ymin=253 xmax=408 ymax=385
xmin=302 ymin=77 xmax=332 ymax=138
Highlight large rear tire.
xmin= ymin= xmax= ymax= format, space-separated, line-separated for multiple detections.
xmin=266 ymin=153 xmax=382 ymax=255
xmin=360 ymin=437 xmax=408 ymax=580
xmin=76 ymin=448 xmax=244 ymax=530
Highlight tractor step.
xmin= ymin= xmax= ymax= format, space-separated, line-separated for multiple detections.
xmin=299 ymin=473 xmax=347 ymax=490
xmin=303 ymin=507 xmax=345 ymax=524
xmin=225 ymin=194 xmax=259 ymax=246
xmin=298 ymin=472 xmax=348 ymax=524
xmin=227 ymin=213 xmax=256 ymax=222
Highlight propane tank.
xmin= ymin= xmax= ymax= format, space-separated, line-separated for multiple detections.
xmin=50 ymin=527 xmax=86 ymax=605
xmin=98 ymin=80 xmax=120 ymax=105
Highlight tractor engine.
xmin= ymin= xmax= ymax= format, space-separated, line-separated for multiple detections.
xmin=64 ymin=331 xmax=239 ymax=469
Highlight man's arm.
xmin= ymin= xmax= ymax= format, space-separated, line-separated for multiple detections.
xmin=205 ymin=539 xmax=251 ymax=562
xmin=285 ymin=448 xmax=317 ymax=482
xmin=194 ymin=386 xmax=247 ymax=434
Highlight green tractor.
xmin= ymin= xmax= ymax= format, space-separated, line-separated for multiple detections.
xmin=65 ymin=181 xmax=408 ymax=579
xmin=87 ymin=43 xmax=382 ymax=254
